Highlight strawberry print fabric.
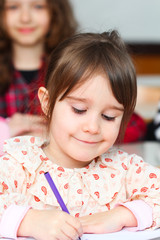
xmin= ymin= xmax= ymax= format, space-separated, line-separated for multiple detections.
xmin=0 ymin=136 xmax=160 ymax=229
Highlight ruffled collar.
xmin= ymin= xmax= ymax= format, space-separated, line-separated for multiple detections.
xmin=4 ymin=136 xmax=125 ymax=210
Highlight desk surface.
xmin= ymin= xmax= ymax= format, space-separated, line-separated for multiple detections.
xmin=83 ymin=228 xmax=160 ymax=240
xmin=119 ymin=141 xmax=160 ymax=167
xmin=1 ymin=228 xmax=160 ymax=240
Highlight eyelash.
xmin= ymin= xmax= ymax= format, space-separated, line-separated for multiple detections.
xmin=102 ymin=114 xmax=115 ymax=121
xmin=72 ymin=107 xmax=115 ymax=121
xmin=72 ymin=107 xmax=86 ymax=114
xmin=5 ymin=4 xmax=46 ymax=10
xmin=6 ymin=5 xmax=18 ymax=10
xmin=34 ymin=4 xmax=46 ymax=9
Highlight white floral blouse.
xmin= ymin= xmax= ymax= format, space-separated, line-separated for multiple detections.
xmin=0 ymin=136 xmax=160 ymax=229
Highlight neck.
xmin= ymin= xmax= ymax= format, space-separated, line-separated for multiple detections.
xmin=43 ymin=144 xmax=92 ymax=169
xmin=12 ymin=42 xmax=44 ymax=70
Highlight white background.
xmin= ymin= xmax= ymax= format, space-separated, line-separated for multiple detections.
xmin=70 ymin=0 xmax=160 ymax=43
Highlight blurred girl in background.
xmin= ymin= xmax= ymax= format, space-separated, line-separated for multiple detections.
xmin=0 ymin=0 xmax=77 ymax=154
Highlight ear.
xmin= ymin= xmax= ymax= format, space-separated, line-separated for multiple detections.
xmin=38 ymin=87 xmax=49 ymax=116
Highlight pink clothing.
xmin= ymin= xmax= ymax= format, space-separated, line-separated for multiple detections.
xmin=0 ymin=136 xmax=160 ymax=238
xmin=0 ymin=200 xmax=152 ymax=239
xmin=118 ymin=200 xmax=152 ymax=231
xmin=0 ymin=117 xmax=10 ymax=156
xmin=0 ymin=205 xmax=31 ymax=239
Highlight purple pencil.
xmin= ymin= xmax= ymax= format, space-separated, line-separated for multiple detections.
xmin=44 ymin=172 xmax=81 ymax=240
xmin=45 ymin=171 xmax=69 ymax=213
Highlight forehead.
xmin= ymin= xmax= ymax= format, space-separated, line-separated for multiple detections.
xmin=66 ymin=73 xmax=124 ymax=111
xmin=72 ymin=69 xmax=109 ymax=94
xmin=69 ymin=73 xmax=110 ymax=99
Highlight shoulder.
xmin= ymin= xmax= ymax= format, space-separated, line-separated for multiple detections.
xmin=2 ymin=136 xmax=47 ymax=172
xmin=100 ymin=147 xmax=129 ymax=163
xmin=99 ymin=147 xmax=144 ymax=169
xmin=3 ymin=135 xmax=44 ymax=150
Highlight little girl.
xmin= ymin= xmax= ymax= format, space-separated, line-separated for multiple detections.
xmin=0 ymin=0 xmax=77 ymax=154
xmin=0 ymin=30 xmax=160 ymax=240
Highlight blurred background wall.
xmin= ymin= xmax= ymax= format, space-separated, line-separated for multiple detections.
xmin=69 ymin=0 xmax=160 ymax=42
xmin=70 ymin=0 xmax=160 ymax=121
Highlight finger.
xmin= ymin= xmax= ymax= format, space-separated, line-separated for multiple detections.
xmin=22 ymin=114 xmax=45 ymax=126
xmin=56 ymin=227 xmax=71 ymax=240
xmin=66 ymin=216 xmax=83 ymax=238
xmin=29 ymin=126 xmax=46 ymax=135
xmin=30 ymin=122 xmax=46 ymax=129
xmin=27 ymin=114 xmax=46 ymax=123
xmin=61 ymin=224 xmax=78 ymax=240
xmin=52 ymin=232 xmax=70 ymax=240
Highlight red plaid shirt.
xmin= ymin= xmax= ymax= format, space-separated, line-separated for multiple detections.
xmin=0 ymin=62 xmax=45 ymax=118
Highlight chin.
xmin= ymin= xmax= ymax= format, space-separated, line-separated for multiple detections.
xmin=74 ymin=155 xmax=95 ymax=164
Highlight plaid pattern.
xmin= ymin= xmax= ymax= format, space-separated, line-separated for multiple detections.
xmin=0 ymin=63 xmax=45 ymax=118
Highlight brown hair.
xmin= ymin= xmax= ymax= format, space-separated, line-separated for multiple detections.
xmin=0 ymin=0 xmax=77 ymax=94
xmin=45 ymin=30 xmax=137 ymax=143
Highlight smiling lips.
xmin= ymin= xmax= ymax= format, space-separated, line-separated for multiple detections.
xmin=18 ymin=28 xmax=35 ymax=33
xmin=74 ymin=137 xmax=100 ymax=144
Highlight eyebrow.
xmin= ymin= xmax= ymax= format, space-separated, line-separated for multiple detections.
xmin=66 ymin=96 xmax=124 ymax=112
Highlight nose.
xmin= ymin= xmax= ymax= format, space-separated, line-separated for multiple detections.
xmin=82 ymin=116 xmax=100 ymax=134
xmin=19 ymin=6 xmax=31 ymax=23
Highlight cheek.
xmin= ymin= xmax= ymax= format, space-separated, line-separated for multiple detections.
xmin=51 ymin=111 xmax=69 ymax=134
xmin=52 ymin=113 xmax=78 ymax=140
xmin=50 ymin=117 xmax=63 ymax=142
xmin=3 ymin=15 xmax=13 ymax=30
xmin=38 ymin=14 xmax=50 ymax=33
xmin=103 ymin=121 xmax=122 ymax=141
xmin=3 ymin=15 xmax=19 ymax=38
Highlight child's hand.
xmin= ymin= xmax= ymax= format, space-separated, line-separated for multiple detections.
xmin=8 ymin=113 xmax=46 ymax=138
xmin=79 ymin=206 xmax=137 ymax=234
xmin=18 ymin=209 xmax=83 ymax=240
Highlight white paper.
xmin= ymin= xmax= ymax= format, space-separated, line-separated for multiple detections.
xmin=1 ymin=229 xmax=160 ymax=240
xmin=81 ymin=228 xmax=160 ymax=240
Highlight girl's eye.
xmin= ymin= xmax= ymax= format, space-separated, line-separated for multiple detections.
xmin=102 ymin=114 xmax=115 ymax=121
xmin=72 ymin=107 xmax=86 ymax=114
xmin=5 ymin=5 xmax=18 ymax=10
xmin=34 ymin=4 xmax=47 ymax=9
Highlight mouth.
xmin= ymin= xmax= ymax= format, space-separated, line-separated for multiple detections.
xmin=73 ymin=137 xmax=100 ymax=145
xmin=18 ymin=28 xmax=35 ymax=34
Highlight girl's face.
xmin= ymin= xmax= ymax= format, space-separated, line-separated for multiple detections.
xmin=41 ymin=73 xmax=124 ymax=169
xmin=3 ymin=0 xmax=50 ymax=47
